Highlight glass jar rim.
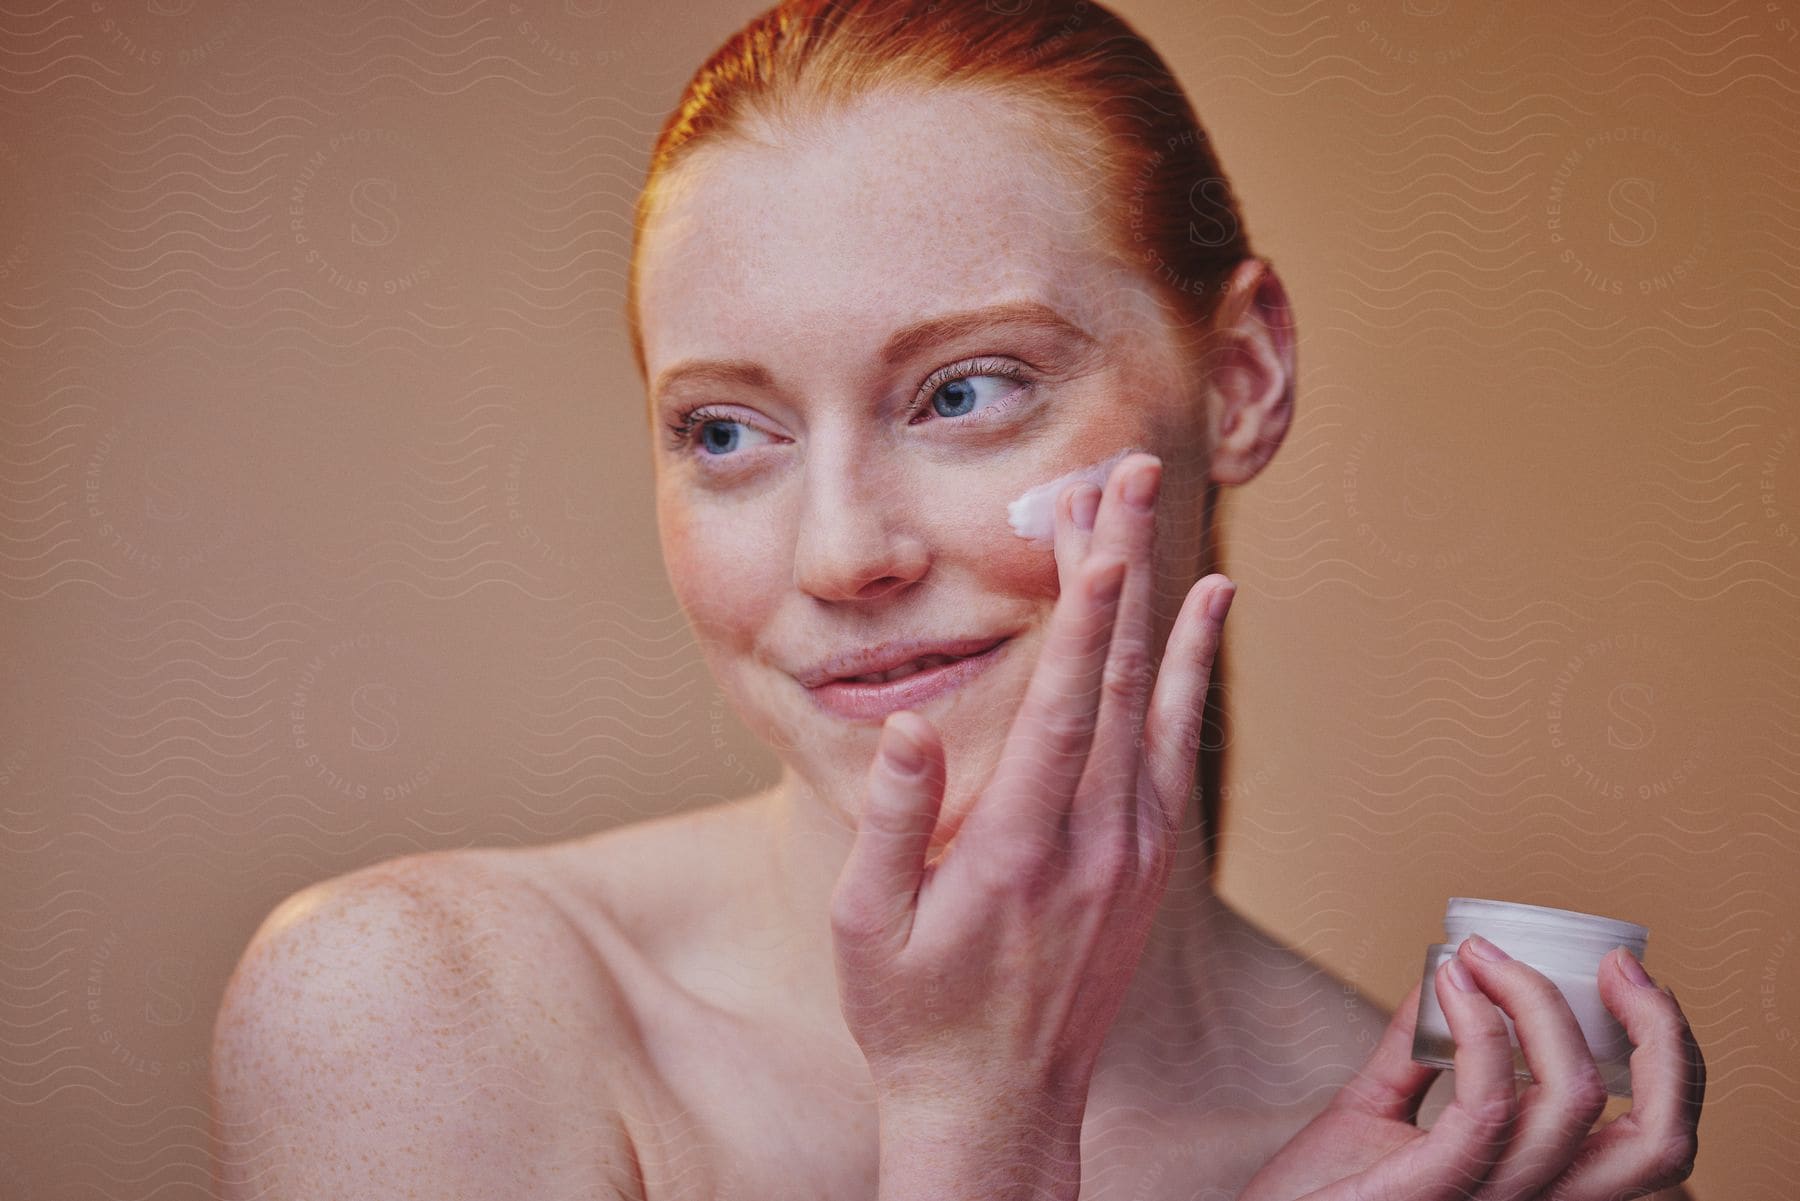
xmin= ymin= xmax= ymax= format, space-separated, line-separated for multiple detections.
xmin=1445 ymin=897 xmax=1648 ymax=946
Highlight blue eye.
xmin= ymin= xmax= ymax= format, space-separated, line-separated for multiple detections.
xmin=929 ymin=375 xmax=998 ymax=418
xmin=664 ymin=407 xmax=774 ymax=457
xmin=663 ymin=356 xmax=1036 ymax=464
xmin=697 ymin=420 xmax=741 ymax=455
xmin=914 ymin=357 xmax=1033 ymax=424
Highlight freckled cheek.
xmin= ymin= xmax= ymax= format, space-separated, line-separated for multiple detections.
xmin=933 ymin=483 xmax=1063 ymax=603
xmin=659 ymin=505 xmax=782 ymax=646
xmin=980 ymin=525 xmax=1062 ymax=601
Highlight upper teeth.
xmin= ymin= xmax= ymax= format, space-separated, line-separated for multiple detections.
xmin=846 ymin=653 xmax=959 ymax=684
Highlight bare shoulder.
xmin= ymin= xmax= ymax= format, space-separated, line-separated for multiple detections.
xmin=524 ymin=790 xmax=783 ymax=961
xmin=1208 ymin=895 xmax=1394 ymax=1102
xmin=531 ymin=790 xmax=773 ymax=900
xmin=210 ymin=847 xmax=649 ymax=1200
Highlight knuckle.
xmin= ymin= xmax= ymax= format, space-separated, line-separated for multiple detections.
xmin=1662 ymin=984 xmax=1691 ymax=1020
xmin=1101 ymin=640 xmax=1151 ymax=705
xmin=1079 ymin=556 xmax=1125 ymax=600
xmin=1069 ymin=870 xmax=1116 ymax=911
xmin=1336 ymin=1071 xmax=1413 ymax=1118
xmin=1074 ymin=833 xmax=1133 ymax=902
xmin=1136 ymin=802 xmax=1179 ymax=869
xmin=1643 ymin=1001 xmax=1687 ymax=1042
xmin=1649 ymin=1132 xmax=1699 ymax=1184
xmin=1035 ymin=701 xmax=1097 ymax=755
xmin=1461 ymin=1087 xmax=1517 ymax=1138
xmin=1173 ymin=701 xmax=1209 ymax=763
xmin=976 ymin=838 xmax=1055 ymax=901
xmin=1552 ymin=1068 xmax=1609 ymax=1128
xmin=1463 ymin=1019 xmax=1515 ymax=1057
xmin=827 ymin=892 xmax=882 ymax=944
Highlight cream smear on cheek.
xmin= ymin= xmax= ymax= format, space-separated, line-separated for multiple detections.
xmin=1006 ymin=447 xmax=1145 ymax=547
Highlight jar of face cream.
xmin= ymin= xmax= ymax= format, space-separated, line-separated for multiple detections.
xmin=1411 ymin=897 xmax=1649 ymax=1097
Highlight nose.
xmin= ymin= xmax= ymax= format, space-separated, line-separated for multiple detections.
xmin=791 ymin=446 xmax=929 ymax=603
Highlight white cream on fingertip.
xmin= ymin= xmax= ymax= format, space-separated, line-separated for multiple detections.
xmin=1006 ymin=447 xmax=1146 ymax=546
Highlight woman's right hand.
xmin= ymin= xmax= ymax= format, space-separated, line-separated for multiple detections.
xmin=1238 ymin=936 xmax=1706 ymax=1201
xmin=826 ymin=451 xmax=1236 ymax=1132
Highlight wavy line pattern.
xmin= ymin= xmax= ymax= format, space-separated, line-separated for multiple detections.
xmin=0 ymin=0 xmax=1793 ymax=1198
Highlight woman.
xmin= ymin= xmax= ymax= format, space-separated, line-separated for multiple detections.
xmin=209 ymin=2 xmax=1705 ymax=1198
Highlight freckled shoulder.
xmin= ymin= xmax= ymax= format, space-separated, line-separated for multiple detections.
xmin=209 ymin=848 xmax=651 ymax=1201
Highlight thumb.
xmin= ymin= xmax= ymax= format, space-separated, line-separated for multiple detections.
xmin=1333 ymin=979 xmax=1442 ymax=1122
xmin=829 ymin=711 xmax=945 ymax=963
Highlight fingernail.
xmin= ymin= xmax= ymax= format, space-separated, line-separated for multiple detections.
xmin=1122 ymin=459 xmax=1161 ymax=510
xmin=1207 ymin=582 xmax=1236 ymax=622
xmin=1072 ymin=483 xmax=1100 ymax=531
xmin=1443 ymin=957 xmax=1478 ymax=993
xmin=1615 ymin=946 xmax=1655 ymax=987
xmin=882 ymin=719 xmax=925 ymax=775
xmin=1464 ymin=933 xmax=1511 ymax=963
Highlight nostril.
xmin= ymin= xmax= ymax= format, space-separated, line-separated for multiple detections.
xmin=847 ymin=575 xmax=909 ymax=603
xmin=789 ymin=497 xmax=930 ymax=603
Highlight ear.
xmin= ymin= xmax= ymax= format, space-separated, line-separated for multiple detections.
xmin=1202 ymin=257 xmax=1296 ymax=486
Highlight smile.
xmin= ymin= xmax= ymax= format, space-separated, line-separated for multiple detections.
xmin=803 ymin=638 xmax=1009 ymax=722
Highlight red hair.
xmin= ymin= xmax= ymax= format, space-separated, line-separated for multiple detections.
xmin=627 ymin=0 xmax=1248 ymax=867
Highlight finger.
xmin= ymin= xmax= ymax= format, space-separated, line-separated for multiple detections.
xmin=975 ymin=523 xmax=1127 ymax=858
xmin=1330 ymin=978 xmax=1442 ymax=1124
xmin=1357 ymin=958 xmax=1518 ymax=1201
xmin=828 ymin=712 xmax=946 ymax=964
xmin=1452 ymin=934 xmax=1608 ymax=1198
xmin=1068 ymin=453 xmax=1162 ymax=846
xmin=1138 ymin=572 xmax=1234 ymax=857
xmin=1600 ymin=949 xmax=1706 ymax=1144
xmin=1540 ymin=949 xmax=1703 ymax=1201
xmin=1054 ymin=480 xmax=1100 ymax=598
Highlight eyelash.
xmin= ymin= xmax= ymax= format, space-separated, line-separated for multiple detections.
xmin=663 ymin=357 xmax=1032 ymax=454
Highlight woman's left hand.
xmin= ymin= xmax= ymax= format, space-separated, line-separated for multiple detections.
xmin=826 ymin=455 xmax=1233 ymax=1129
xmin=1239 ymin=935 xmax=1706 ymax=1201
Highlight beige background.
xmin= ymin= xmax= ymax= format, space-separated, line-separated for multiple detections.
xmin=1 ymin=0 xmax=1795 ymax=1197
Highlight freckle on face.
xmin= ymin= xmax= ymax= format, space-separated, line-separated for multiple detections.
xmin=634 ymin=90 xmax=1199 ymax=806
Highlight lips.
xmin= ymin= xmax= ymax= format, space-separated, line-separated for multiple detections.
xmin=800 ymin=637 xmax=1011 ymax=722
xmin=840 ymin=650 xmax=977 ymax=685
xmin=795 ymin=635 xmax=1010 ymax=690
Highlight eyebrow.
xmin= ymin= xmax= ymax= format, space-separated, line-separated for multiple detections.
xmin=649 ymin=300 xmax=1097 ymax=408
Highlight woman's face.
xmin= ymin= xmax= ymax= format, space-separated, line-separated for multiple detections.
xmin=636 ymin=88 xmax=1217 ymax=834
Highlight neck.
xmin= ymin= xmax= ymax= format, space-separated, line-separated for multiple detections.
xmin=760 ymin=755 xmax=1234 ymax=1098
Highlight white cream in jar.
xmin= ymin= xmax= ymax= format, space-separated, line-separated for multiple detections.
xmin=1411 ymin=897 xmax=1650 ymax=1097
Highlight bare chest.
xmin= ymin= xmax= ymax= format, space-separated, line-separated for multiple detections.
xmin=512 ymin=824 xmax=1346 ymax=1201
xmin=620 ymin=997 xmax=1306 ymax=1201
